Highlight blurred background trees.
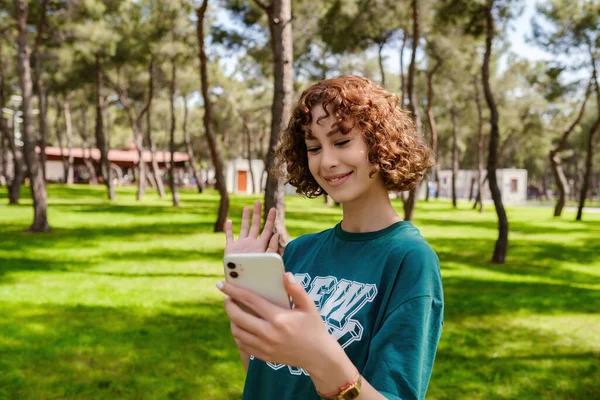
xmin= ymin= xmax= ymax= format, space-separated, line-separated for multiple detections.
xmin=0 ymin=0 xmax=599 ymax=262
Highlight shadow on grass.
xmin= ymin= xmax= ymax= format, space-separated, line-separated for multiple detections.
xmin=431 ymin=237 xmax=600 ymax=285
xmin=0 ymin=257 xmax=70 ymax=286
xmin=0 ymin=223 xmax=225 ymax=281
xmin=0 ymin=245 xmax=225 ymax=282
xmin=0 ymin=302 xmax=243 ymax=400
xmin=48 ymin=202 xmax=219 ymax=215
xmin=431 ymin=318 xmax=600 ymax=400
xmin=417 ymin=216 xmax=600 ymax=236
xmin=0 ymin=221 xmax=214 ymax=249
xmin=83 ymin=271 xmax=223 ymax=279
xmin=0 ymin=299 xmax=598 ymax=400
xmin=443 ymin=277 xmax=600 ymax=318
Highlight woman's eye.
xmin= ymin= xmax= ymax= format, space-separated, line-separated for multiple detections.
xmin=307 ymin=147 xmax=321 ymax=153
xmin=335 ymin=140 xmax=351 ymax=147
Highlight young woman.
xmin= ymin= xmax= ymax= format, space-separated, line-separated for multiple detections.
xmin=217 ymin=75 xmax=443 ymax=400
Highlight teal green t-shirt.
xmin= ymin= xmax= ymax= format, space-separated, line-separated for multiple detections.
xmin=242 ymin=221 xmax=444 ymax=400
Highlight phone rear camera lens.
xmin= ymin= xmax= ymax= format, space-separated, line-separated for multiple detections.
xmin=229 ymin=271 xmax=239 ymax=278
xmin=227 ymin=262 xmax=236 ymax=269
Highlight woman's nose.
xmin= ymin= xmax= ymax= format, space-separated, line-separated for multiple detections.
xmin=320 ymin=146 xmax=338 ymax=169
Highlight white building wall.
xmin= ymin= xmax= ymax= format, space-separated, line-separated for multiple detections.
xmin=0 ymin=152 xmax=14 ymax=185
xmin=1 ymin=153 xmax=64 ymax=183
xmin=436 ymin=169 xmax=527 ymax=205
xmin=498 ymin=169 xmax=528 ymax=205
xmin=223 ymin=158 xmax=267 ymax=194
xmin=46 ymin=161 xmax=64 ymax=182
xmin=211 ymin=159 xmax=299 ymax=195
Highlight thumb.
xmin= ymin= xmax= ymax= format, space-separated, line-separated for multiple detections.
xmin=283 ymin=272 xmax=315 ymax=310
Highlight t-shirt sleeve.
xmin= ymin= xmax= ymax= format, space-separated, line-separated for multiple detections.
xmin=361 ymin=244 xmax=444 ymax=400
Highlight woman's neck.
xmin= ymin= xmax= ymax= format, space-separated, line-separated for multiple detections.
xmin=340 ymin=188 xmax=402 ymax=233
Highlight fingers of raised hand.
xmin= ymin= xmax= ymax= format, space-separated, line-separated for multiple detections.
xmin=248 ymin=200 xmax=262 ymax=238
xmin=266 ymin=233 xmax=279 ymax=253
xmin=259 ymin=208 xmax=277 ymax=243
xmin=225 ymin=220 xmax=234 ymax=246
xmin=238 ymin=206 xmax=252 ymax=239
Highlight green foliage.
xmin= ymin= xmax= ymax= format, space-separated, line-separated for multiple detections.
xmin=434 ymin=0 xmax=487 ymax=37
xmin=319 ymin=0 xmax=406 ymax=54
xmin=533 ymin=0 xmax=600 ymax=58
xmin=2 ymin=0 xmax=598 ymax=195
xmin=0 ymin=185 xmax=599 ymax=399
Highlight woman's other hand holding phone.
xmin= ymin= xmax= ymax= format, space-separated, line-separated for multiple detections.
xmin=217 ymin=273 xmax=356 ymax=395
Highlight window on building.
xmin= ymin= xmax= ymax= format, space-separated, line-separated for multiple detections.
xmin=511 ymin=178 xmax=518 ymax=193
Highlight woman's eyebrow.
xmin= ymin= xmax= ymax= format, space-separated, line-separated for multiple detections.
xmin=326 ymin=128 xmax=339 ymax=137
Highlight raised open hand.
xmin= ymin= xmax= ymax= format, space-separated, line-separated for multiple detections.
xmin=224 ymin=200 xmax=279 ymax=255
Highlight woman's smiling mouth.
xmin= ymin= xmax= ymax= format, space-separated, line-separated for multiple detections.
xmin=324 ymin=171 xmax=353 ymax=186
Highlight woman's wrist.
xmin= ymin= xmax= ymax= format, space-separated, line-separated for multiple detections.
xmin=304 ymin=337 xmax=358 ymax=395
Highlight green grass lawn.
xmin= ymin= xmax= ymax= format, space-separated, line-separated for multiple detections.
xmin=1 ymin=185 xmax=599 ymax=400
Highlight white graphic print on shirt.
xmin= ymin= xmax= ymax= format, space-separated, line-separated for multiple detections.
xmin=254 ymin=273 xmax=378 ymax=376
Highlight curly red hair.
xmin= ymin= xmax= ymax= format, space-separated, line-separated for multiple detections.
xmin=275 ymin=75 xmax=435 ymax=198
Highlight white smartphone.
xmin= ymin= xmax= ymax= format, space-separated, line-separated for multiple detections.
xmin=223 ymin=252 xmax=291 ymax=310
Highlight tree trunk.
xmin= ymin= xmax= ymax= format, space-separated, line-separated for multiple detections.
xmin=146 ymin=169 xmax=157 ymax=189
xmin=243 ymin=117 xmax=257 ymax=194
xmin=147 ymin=123 xmax=164 ymax=198
xmin=577 ymin=117 xmax=599 ymax=221
xmin=54 ymin=98 xmax=68 ymax=181
xmin=378 ymin=42 xmax=386 ymax=87
xmin=572 ymin=153 xmax=581 ymax=202
xmin=473 ymin=173 xmax=488 ymax=210
xmin=541 ymin=172 xmax=549 ymax=201
xmin=451 ymin=106 xmax=459 ymax=208
xmin=577 ymin=62 xmax=600 ymax=221
xmin=0 ymin=130 xmax=7 ymax=186
xmin=568 ymin=152 xmax=578 ymax=202
xmin=399 ymin=32 xmax=406 ymax=108
xmin=114 ymin=64 xmax=153 ymax=201
xmin=7 ymin=117 xmax=24 ymax=204
xmin=95 ymin=52 xmax=115 ymax=200
xmin=404 ymin=0 xmax=422 ymax=222
xmin=63 ymin=95 xmax=74 ymax=185
xmin=0 ymin=40 xmax=16 ymax=194
xmin=2 ymin=35 xmax=22 ymax=199
xmin=146 ymin=61 xmax=165 ymax=199
xmin=468 ymin=178 xmax=475 ymax=201
xmin=14 ymin=0 xmax=50 ymax=232
xmin=197 ymin=0 xmax=229 ymax=232
xmin=169 ymin=35 xmax=180 ymax=207
xmin=551 ymin=79 xmax=591 ymax=217
xmin=254 ymin=0 xmax=293 ymax=245
xmin=482 ymin=0 xmax=508 ymax=263
xmin=135 ymin=122 xmax=147 ymax=201
xmin=258 ymin=120 xmax=269 ymax=191
xmin=79 ymin=106 xmax=98 ymax=184
xmin=425 ymin=59 xmax=441 ymax=202
xmin=33 ymin=0 xmax=49 ymax=182
xmin=473 ymin=73 xmax=485 ymax=213
xmin=182 ymin=95 xmax=203 ymax=193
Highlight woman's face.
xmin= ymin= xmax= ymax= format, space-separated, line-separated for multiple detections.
xmin=305 ymin=105 xmax=386 ymax=204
